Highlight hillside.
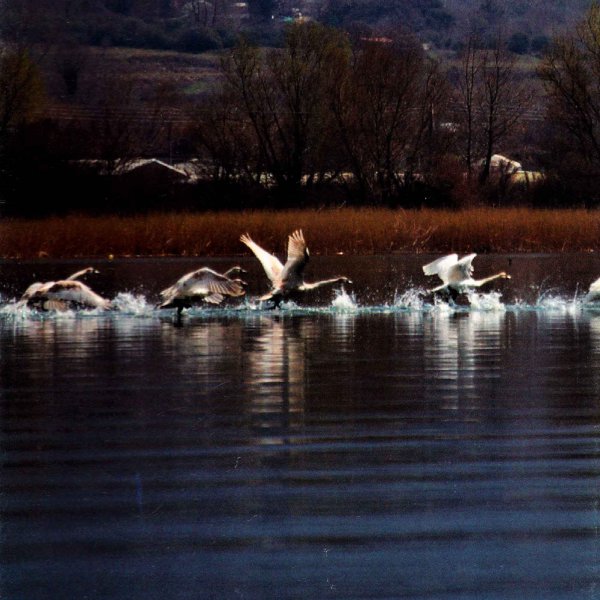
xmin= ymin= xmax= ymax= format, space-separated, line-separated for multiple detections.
xmin=321 ymin=0 xmax=592 ymax=52
xmin=2 ymin=0 xmax=594 ymax=56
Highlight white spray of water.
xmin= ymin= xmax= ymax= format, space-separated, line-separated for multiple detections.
xmin=466 ymin=291 xmax=506 ymax=312
xmin=0 ymin=301 xmax=35 ymax=320
xmin=331 ymin=288 xmax=358 ymax=311
xmin=111 ymin=292 xmax=156 ymax=316
xmin=536 ymin=293 xmax=582 ymax=315
xmin=393 ymin=287 xmax=426 ymax=310
xmin=430 ymin=296 xmax=459 ymax=314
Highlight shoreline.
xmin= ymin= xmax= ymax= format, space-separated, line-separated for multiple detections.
xmin=3 ymin=208 xmax=600 ymax=259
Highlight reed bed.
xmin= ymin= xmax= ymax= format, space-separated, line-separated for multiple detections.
xmin=3 ymin=208 xmax=600 ymax=259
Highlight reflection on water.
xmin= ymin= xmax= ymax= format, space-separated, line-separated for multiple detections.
xmin=422 ymin=310 xmax=505 ymax=411
xmin=2 ymin=257 xmax=600 ymax=599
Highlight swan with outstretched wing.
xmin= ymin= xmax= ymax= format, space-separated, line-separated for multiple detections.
xmin=423 ymin=253 xmax=510 ymax=299
xmin=19 ymin=267 xmax=108 ymax=311
xmin=240 ymin=230 xmax=351 ymax=307
xmin=158 ymin=266 xmax=247 ymax=316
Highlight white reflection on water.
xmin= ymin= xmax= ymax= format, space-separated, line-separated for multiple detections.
xmin=244 ymin=317 xmax=307 ymax=440
xmin=423 ymin=310 xmax=505 ymax=411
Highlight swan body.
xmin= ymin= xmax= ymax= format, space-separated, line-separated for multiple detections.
xmin=422 ymin=253 xmax=510 ymax=298
xmin=158 ymin=266 xmax=247 ymax=315
xmin=20 ymin=267 xmax=99 ymax=303
xmin=22 ymin=280 xmax=110 ymax=311
xmin=240 ymin=230 xmax=351 ymax=307
xmin=19 ymin=267 xmax=109 ymax=310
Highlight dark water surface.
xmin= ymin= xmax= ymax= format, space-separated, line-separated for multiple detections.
xmin=1 ymin=255 xmax=600 ymax=599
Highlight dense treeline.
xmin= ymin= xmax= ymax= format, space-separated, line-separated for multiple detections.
xmin=3 ymin=4 xmax=600 ymax=215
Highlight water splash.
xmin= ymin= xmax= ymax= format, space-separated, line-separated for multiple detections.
xmin=331 ymin=288 xmax=358 ymax=311
xmin=393 ymin=287 xmax=426 ymax=310
xmin=111 ymin=292 xmax=157 ymax=316
xmin=0 ymin=301 xmax=35 ymax=321
xmin=536 ymin=293 xmax=582 ymax=314
xmin=430 ymin=296 xmax=459 ymax=314
xmin=2 ymin=287 xmax=600 ymax=319
xmin=466 ymin=291 xmax=506 ymax=311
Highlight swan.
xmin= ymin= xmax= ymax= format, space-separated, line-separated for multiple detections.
xmin=422 ymin=253 xmax=510 ymax=299
xmin=158 ymin=266 xmax=247 ymax=316
xmin=19 ymin=267 xmax=109 ymax=310
xmin=240 ymin=229 xmax=351 ymax=307
xmin=19 ymin=267 xmax=100 ymax=304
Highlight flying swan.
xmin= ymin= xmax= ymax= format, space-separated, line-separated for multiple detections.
xmin=158 ymin=266 xmax=247 ymax=316
xmin=240 ymin=229 xmax=351 ymax=307
xmin=18 ymin=267 xmax=110 ymax=311
xmin=422 ymin=253 xmax=510 ymax=300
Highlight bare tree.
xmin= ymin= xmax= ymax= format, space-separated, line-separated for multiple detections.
xmin=192 ymin=91 xmax=262 ymax=184
xmin=478 ymin=33 xmax=529 ymax=183
xmin=454 ymin=31 xmax=531 ymax=184
xmin=455 ymin=34 xmax=480 ymax=178
xmin=539 ymin=3 xmax=600 ymax=183
xmin=218 ymin=24 xmax=349 ymax=199
xmin=328 ymin=35 xmax=449 ymax=203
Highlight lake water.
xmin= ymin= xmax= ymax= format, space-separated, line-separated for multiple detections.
xmin=1 ymin=255 xmax=600 ymax=599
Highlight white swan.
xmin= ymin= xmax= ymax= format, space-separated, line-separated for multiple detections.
xmin=19 ymin=267 xmax=109 ymax=310
xmin=19 ymin=267 xmax=99 ymax=303
xmin=158 ymin=266 xmax=247 ymax=316
xmin=240 ymin=229 xmax=351 ymax=307
xmin=422 ymin=253 xmax=510 ymax=298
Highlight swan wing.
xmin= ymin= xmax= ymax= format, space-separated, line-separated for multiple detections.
xmin=20 ymin=281 xmax=48 ymax=302
xmin=160 ymin=268 xmax=217 ymax=298
xmin=162 ymin=268 xmax=245 ymax=301
xmin=240 ymin=234 xmax=284 ymax=284
xmin=204 ymin=292 xmax=225 ymax=305
xmin=589 ymin=277 xmax=600 ymax=294
xmin=43 ymin=299 xmax=71 ymax=311
xmin=586 ymin=276 xmax=600 ymax=301
xmin=422 ymin=254 xmax=459 ymax=282
xmin=196 ymin=274 xmax=245 ymax=299
xmin=46 ymin=281 xmax=109 ymax=309
xmin=456 ymin=253 xmax=477 ymax=279
xmin=160 ymin=268 xmax=212 ymax=297
xmin=281 ymin=229 xmax=309 ymax=280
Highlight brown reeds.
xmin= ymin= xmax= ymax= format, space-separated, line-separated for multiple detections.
xmin=2 ymin=208 xmax=600 ymax=259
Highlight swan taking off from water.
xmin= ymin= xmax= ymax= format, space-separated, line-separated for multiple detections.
xmin=19 ymin=267 xmax=109 ymax=311
xmin=422 ymin=253 xmax=510 ymax=299
xmin=240 ymin=229 xmax=351 ymax=307
xmin=158 ymin=266 xmax=247 ymax=316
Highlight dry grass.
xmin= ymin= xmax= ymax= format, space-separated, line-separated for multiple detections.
xmin=3 ymin=208 xmax=600 ymax=259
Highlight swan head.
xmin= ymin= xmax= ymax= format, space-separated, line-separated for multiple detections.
xmin=499 ymin=272 xmax=511 ymax=279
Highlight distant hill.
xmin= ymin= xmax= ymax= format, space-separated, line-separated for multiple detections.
xmin=320 ymin=0 xmax=592 ymax=52
xmin=2 ymin=0 xmax=594 ymax=55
